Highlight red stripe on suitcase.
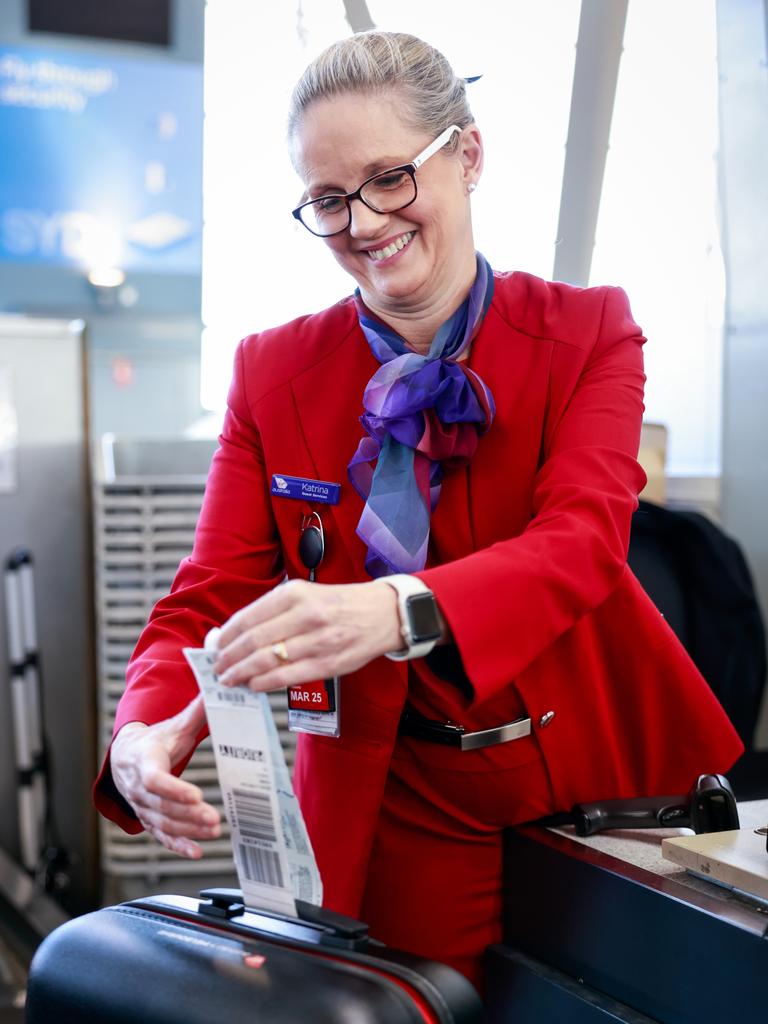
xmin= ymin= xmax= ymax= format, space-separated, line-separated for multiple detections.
xmin=310 ymin=951 xmax=437 ymax=1024
xmin=159 ymin=907 xmax=441 ymax=1022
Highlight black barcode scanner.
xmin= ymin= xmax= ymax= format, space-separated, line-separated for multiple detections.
xmin=543 ymin=774 xmax=739 ymax=836
xmin=299 ymin=512 xmax=324 ymax=581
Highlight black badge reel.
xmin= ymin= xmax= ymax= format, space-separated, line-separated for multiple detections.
xmin=287 ymin=511 xmax=340 ymax=735
xmin=298 ymin=512 xmax=324 ymax=582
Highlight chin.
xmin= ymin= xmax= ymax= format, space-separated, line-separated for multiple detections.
xmin=359 ymin=263 xmax=433 ymax=304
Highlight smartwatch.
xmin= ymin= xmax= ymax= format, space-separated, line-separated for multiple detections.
xmin=382 ymin=574 xmax=444 ymax=661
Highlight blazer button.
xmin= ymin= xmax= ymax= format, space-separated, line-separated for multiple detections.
xmin=539 ymin=711 xmax=555 ymax=728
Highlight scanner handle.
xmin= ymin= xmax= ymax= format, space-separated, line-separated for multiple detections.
xmin=571 ymin=795 xmax=689 ymax=836
xmin=572 ymin=774 xmax=740 ymax=836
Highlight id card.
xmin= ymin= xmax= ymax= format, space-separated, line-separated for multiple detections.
xmin=288 ymin=677 xmax=340 ymax=738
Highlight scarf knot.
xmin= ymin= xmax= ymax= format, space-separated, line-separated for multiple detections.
xmin=348 ymin=254 xmax=495 ymax=578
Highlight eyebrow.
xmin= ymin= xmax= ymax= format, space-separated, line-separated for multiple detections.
xmin=305 ymin=157 xmax=410 ymax=200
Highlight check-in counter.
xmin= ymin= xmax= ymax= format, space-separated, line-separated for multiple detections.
xmin=488 ymin=800 xmax=768 ymax=1023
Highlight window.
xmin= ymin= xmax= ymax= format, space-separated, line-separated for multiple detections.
xmin=591 ymin=0 xmax=722 ymax=475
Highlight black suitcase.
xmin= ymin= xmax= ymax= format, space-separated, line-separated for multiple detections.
xmin=25 ymin=888 xmax=485 ymax=1023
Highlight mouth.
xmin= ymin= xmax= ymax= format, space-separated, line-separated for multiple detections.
xmin=365 ymin=231 xmax=415 ymax=262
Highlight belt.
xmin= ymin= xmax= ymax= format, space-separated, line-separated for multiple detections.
xmin=398 ymin=705 xmax=532 ymax=751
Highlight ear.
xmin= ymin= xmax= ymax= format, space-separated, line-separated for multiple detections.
xmin=458 ymin=124 xmax=483 ymax=190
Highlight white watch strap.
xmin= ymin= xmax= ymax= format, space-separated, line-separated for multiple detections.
xmin=382 ymin=574 xmax=439 ymax=661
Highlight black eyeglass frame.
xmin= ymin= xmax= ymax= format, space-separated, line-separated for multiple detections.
xmin=291 ymin=124 xmax=462 ymax=238
xmin=292 ymin=166 xmax=418 ymax=238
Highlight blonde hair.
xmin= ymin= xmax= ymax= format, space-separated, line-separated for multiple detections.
xmin=287 ymin=31 xmax=474 ymax=142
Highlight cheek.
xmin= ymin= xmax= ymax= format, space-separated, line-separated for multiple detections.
xmin=411 ymin=196 xmax=449 ymax=235
xmin=324 ymin=236 xmax=352 ymax=261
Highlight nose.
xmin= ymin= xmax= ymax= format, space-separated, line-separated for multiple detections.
xmin=348 ymin=197 xmax=389 ymax=238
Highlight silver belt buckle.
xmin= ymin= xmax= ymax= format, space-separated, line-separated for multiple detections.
xmin=459 ymin=716 xmax=532 ymax=751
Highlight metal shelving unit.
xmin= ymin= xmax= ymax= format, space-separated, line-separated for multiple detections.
xmin=93 ymin=463 xmax=294 ymax=902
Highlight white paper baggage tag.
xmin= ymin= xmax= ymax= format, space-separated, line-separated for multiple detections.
xmin=183 ymin=648 xmax=323 ymax=916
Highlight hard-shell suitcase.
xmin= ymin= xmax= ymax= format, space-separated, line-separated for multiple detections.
xmin=25 ymin=888 xmax=485 ymax=1023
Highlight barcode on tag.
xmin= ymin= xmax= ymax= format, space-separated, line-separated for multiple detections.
xmin=232 ymin=788 xmax=277 ymax=843
xmin=217 ymin=689 xmax=246 ymax=705
xmin=237 ymin=843 xmax=285 ymax=888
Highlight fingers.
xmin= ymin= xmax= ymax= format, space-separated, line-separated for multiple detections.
xmin=214 ymin=606 xmax=311 ymax=678
xmin=216 ymin=625 xmax=338 ymax=690
xmin=214 ymin=581 xmax=343 ymax=682
xmin=112 ymin=735 xmax=199 ymax=809
xmin=130 ymin=775 xmax=222 ymax=859
xmin=137 ymin=768 xmax=204 ymax=808
xmin=213 ymin=580 xmax=401 ymax=691
xmin=110 ymin=702 xmax=222 ymax=859
xmin=217 ymin=580 xmax=306 ymax=651
xmin=221 ymin=656 xmax=338 ymax=693
xmin=146 ymin=828 xmax=203 ymax=860
xmin=135 ymin=799 xmax=221 ymax=839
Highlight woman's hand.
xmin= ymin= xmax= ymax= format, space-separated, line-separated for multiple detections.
xmin=110 ymin=696 xmax=222 ymax=859
xmin=213 ymin=579 xmax=402 ymax=691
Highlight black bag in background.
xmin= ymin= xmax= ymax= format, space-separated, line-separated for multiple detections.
xmin=628 ymin=499 xmax=767 ymax=747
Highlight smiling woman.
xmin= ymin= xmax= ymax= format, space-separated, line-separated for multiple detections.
xmin=289 ymin=95 xmax=480 ymax=351
xmin=285 ymin=33 xmax=481 ymax=350
xmin=95 ymin=30 xmax=743 ymax=994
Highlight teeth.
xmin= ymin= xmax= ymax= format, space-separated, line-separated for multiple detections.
xmin=368 ymin=232 xmax=414 ymax=262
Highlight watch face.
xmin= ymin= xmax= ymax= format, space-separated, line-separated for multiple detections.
xmin=406 ymin=593 xmax=442 ymax=643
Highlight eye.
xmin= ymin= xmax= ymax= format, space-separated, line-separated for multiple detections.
xmin=370 ymin=171 xmax=409 ymax=191
xmin=316 ymin=195 xmax=345 ymax=215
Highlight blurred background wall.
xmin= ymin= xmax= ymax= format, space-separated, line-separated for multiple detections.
xmin=0 ymin=0 xmax=205 ymax=446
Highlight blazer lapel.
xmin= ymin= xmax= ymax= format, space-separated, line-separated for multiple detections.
xmin=467 ymin=304 xmax=554 ymax=551
xmin=290 ymin=324 xmax=379 ymax=580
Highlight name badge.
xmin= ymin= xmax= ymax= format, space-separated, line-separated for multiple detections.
xmin=288 ymin=680 xmax=336 ymax=713
xmin=287 ymin=678 xmax=340 ymax=738
xmin=271 ymin=474 xmax=341 ymax=505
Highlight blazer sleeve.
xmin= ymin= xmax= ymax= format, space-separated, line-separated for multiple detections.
xmin=417 ymin=286 xmax=648 ymax=703
xmin=93 ymin=338 xmax=285 ymax=831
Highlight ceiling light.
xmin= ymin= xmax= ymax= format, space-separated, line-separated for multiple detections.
xmin=87 ymin=267 xmax=126 ymax=288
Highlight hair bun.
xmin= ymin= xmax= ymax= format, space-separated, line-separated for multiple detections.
xmin=289 ymin=32 xmax=476 ymax=140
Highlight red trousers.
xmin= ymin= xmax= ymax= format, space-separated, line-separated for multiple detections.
xmin=359 ymin=728 xmax=557 ymax=991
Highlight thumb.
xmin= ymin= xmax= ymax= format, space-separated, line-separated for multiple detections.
xmin=162 ymin=694 xmax=208 ymax=769
xmin=174 ymin=693 xmax=208 ymax=736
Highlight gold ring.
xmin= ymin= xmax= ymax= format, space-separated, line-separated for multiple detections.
xmin=271 ymin=640 xmax=290 ymax=664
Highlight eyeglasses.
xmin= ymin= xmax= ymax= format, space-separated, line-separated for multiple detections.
xmin=292 ymin=124 xmax=461 ymax=238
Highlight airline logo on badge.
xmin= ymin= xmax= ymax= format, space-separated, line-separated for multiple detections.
xmin=270 ymin=474 xmax=340 ymax=505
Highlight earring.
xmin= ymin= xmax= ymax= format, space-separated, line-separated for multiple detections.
xmin=466 ymin=182 xmax=477 ymax=194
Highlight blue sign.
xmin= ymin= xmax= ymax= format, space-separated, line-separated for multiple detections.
xmin=0 ymin=46 xmax=202 ymax=273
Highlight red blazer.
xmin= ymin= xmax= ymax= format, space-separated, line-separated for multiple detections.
xmin=94 ymin=272 xmax=743 ymax=916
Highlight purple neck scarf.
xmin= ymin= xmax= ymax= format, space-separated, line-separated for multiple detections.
xmin=348 ymin=253 xmax=495 ymax=578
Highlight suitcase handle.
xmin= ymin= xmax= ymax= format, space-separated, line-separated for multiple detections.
xmin=198 ymin=888 xmax=370 ymax=941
